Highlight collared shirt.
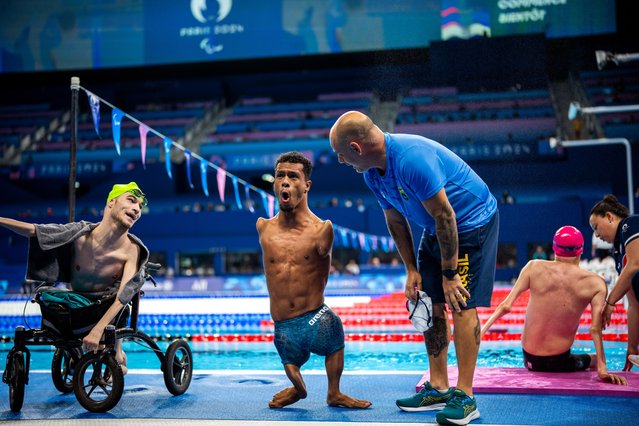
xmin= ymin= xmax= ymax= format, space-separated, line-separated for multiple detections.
xmin=363 ymin=132 xmax=497 ymax=234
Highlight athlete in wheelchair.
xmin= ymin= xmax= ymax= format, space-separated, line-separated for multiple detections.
xmin=1 ymin=182 xmax=193 ymax=412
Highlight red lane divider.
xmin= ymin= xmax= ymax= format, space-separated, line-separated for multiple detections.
xmin=188 ymin=333 xmax=628 ymax=343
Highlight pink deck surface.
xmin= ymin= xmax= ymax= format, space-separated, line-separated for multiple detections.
xmin=417 ymin=367 xmax=639 ymax=397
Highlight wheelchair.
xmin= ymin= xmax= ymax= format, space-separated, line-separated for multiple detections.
xmin=2 ymin=262 xmax=193 ymax=413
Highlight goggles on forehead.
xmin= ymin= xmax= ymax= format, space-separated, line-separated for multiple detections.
xmin=128 ymin=188 xmax=148 ymax=207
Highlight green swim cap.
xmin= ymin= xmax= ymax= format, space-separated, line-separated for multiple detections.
xmin=106 ymin=182 xmax=147 ymax=207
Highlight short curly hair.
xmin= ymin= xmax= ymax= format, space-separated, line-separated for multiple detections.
xmin=275 ymin=151 xmax=313 ymax=179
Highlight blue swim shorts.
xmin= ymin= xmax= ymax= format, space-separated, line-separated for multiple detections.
xmin=273 ymin=304 xmax=345 ymax=367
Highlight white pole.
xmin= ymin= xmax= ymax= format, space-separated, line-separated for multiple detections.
xmin=558 ymin=138 xmax=634 ymax=215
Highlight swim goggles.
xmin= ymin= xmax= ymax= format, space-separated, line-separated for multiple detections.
xmin=406 ymin=290 xmax=433 ymax=333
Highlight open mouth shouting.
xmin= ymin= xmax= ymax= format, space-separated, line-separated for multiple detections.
xmin=124 ymin=211 xmax=138 ymax=223
xmin=280 ymin=190 xmax=291 ymax=204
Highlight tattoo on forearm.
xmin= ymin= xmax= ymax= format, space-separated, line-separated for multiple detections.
xmin=424 ymin=317 xmax=448 ymax=357
xmin=436 ymin=205 xmax=457 ymax=260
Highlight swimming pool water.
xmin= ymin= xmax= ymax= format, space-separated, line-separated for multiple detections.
xmin=0 ymin=340 xmax=630 ymax=372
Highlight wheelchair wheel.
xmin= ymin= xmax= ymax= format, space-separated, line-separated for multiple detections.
xmin=72 ymin=352 xmax=124 ymax=413
xmin=52 ymin=347 xmax=82 ymax=394
xmin=162 ymin=339 xmax=193 ymax=395
xmin=8 ymin=351 xmax=26 ymax=412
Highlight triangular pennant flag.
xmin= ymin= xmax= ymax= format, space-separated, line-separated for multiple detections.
xmin=339 ymin=227 xmax=348 ymax=247
xmin=232 ymin=177 xmax=242 ymax=210
xmin=87 ymin=91 xmax=101 ymax=138
xmin=267 ymin=194 xmax=275 ymax=218
xmin=163 ymin=137 xmax=173 ymax=179
xmin=372 ymin=235 xmax=378 ymax=251
xmin=138 ymin=124 xmax=148 ymax=169
xmin=111 ymin=108 xmax=124 ymax=155
xmin=200 ymin=159 xmax=209 ymax=197
xmin=245 ymin=186 xmax=254 ymax=213
xmin=185 ymin=150 xmax=194 ymax=189
xmin=260 ymin=191 xmax=269 ymax=215
xmin=216 ymin=167 xmax=226 ymax=202
xmin=358 ymin=233 xmax=366 ymax=250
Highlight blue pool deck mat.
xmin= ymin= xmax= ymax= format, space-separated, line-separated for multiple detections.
xmin=1 ymin=370 xmax=638 ymax=425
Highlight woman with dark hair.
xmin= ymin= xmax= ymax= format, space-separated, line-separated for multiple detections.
xmin=589 ymin=194 xmax=639 ymax=370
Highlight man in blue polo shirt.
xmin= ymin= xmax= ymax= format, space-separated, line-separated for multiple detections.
xmin=330 ymin=111 xmax=498 ymax=425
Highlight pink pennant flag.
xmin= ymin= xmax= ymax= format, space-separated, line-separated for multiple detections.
xmin=216 ymin=167 xmax=226 ymax=202
xmin=267 ymin=194 xmax=275 ymax=218
xmin=358 ymin=233 xmax=366 ymax=249
xmin=138 ymin=124 xmax=148 ymax=168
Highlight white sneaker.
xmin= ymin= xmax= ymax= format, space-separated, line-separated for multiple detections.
xmin=628 ymin=354 xmax=639 ymax=368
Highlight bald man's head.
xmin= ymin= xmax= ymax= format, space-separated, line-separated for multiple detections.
xmin=329 ymin=111 xmax=374 ymax=151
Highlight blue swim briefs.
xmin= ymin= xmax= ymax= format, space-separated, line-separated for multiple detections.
xmin=273 ymin=304 xmax=345 ymax=367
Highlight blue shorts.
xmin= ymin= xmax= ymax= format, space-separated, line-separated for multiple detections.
xmin=417 ymin=211 xmax=499 ymax=309
xmin=273 ymin=304 xmax=345 ymax=367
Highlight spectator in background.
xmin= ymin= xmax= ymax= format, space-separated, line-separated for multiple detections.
xmin=531 ymin=245 xmax=547 ymax=260
xmin=592 ymin=233 xmax=613 ymax=261
xmin=345 ymin=258 xmax=360 ymax=275
xmin=501 ymin=191 xmax=515 ymax=205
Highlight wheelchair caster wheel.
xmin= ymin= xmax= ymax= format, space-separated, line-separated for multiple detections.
xmin=73 ymin=351 xmax=124 ymax=412
xmin=52 ymin=347 xmax=83 ymax=394
xmin=163 ymin=339 xmax=193 ymax=395
xmin=8 ymin=351 xmax=26 ymax=412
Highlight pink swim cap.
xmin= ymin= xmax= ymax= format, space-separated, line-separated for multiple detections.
xmin=552 ymin=226 xmax=584 ymax=257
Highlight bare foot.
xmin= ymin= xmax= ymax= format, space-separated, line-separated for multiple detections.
xmin=327 ymin=392 xmax=372 ymax=409
xmin=269 ymin=386 xmax=304 ymax=408
xmin=115 ymin=351 xmax=128 ymax=376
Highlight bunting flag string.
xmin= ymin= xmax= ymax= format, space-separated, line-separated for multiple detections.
xmin=78 ymin=85 xmax=395 ymax=253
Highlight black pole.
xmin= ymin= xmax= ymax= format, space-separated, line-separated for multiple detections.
xmin=69 ymin=76 xmax=79 ymax=222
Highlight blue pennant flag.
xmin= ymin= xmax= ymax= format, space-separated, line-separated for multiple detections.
xmin=260 ymin=191 xmax=269 ymax=215
xmin=200 ymin=159 xmax=209 ymax=197
xmin=87 ymin=91 xmax=101 ymax=138
xmin=163 ymin=137 xmax=173 ymax=179
xmin=339 ymin=227 xmax=348 ymax=247
xmin=111 ymin=108 xmax=124 ymax=155
xmin=232 ymin=177 xmax=242 ymax=210
xmin=185 ymin=150 xmax=194 ymax=189
xmin=245 ymin=186 xmax=254 ymax=213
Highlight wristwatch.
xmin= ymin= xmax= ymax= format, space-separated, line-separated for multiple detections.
xmin=442 ymin=268 xmax=459 ymax=280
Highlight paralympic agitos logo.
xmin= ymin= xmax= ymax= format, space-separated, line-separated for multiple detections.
xmin=179 ymin=0 xmax=245 ymax=55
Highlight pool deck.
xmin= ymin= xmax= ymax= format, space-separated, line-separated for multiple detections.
xmin=1 ymin=369 xmax=638 ymax=425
